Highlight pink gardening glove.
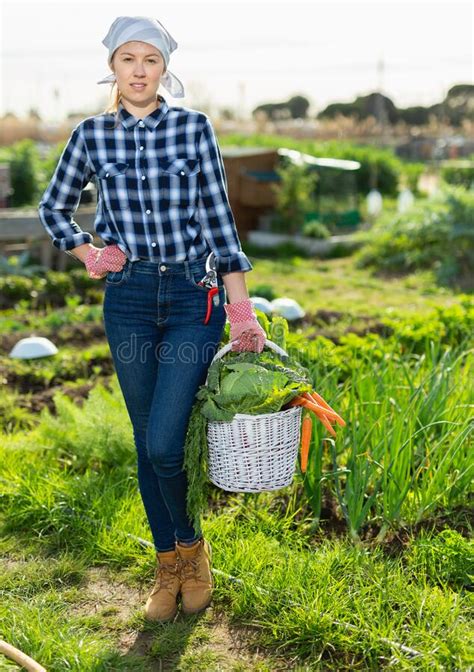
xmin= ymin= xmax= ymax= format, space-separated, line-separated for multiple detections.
xmin=85 ymin=244 xmax=127 ymax=279
xmin=224 ymin=298 xmax=266 ymax=353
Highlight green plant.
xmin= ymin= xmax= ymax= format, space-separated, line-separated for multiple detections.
xmin=356 ymin=184 xmax=474 ymax=288
xmin=401 ymin=162 xmax=425 ymax=195
xmin=441 ymin=162 xmax=474 ymax=190
xmin=43 ymin=273 xmax=75 ymax=303
xmin=0 ymin=275 xmax=43 ymax=308
xmin=301 ymin=219 xmax=330 ymax=239
xmin=0 ymin=390 xmax=37 ymax=433
xmin=7 ymin=138 xmax=41 ymax=206
xmin=0 ymin=268 xmax=103 ymax=310
xmin=298 ymin=336 xmax=473 ymax=541
xmin=248 ymin=284 xmax=277 ymax=301
xmin=272 ymin=242 xmax=312 ymax=259
xmin=270 ymin=163 xmax=318 ymax=235
xmin=0 ymin=252 xmax=46 ymax=278
xmin=406 ymin=529 xmax=474 ymax=589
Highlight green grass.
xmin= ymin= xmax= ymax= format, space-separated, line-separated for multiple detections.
xmin=0 ymin=493 xmax=472 ymax=670
xmin=244 ymin=255 xmax=459 ymax=316
xmin=0 ymin=256 xmax=472 ymax=670
xmin=1 ymin=376 xmax=472 ymax=670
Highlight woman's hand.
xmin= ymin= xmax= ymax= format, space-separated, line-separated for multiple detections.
xmin=85 ymin=244 xmax=127 ymax=279
xmin=224 ymin=298 xmax=266 ymax=353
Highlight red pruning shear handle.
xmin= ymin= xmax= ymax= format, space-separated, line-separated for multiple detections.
xmin=204 ymin=287 xmax=219 ymax=324
xmin=197 ymin=252 xmax=220 ymax=324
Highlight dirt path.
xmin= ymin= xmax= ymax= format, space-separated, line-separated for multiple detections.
xmin=66 ymin=564 xmax=290 ymax=671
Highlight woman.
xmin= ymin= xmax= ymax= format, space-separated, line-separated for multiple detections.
xmin=38 ymin=16 xmax=266 ymax=622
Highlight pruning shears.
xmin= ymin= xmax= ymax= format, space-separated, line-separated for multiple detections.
xmin=196 ymin=251 xmax=220 ymax=324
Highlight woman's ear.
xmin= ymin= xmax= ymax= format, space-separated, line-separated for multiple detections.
xmin=110 ymin=52 xmax=117 ymax=74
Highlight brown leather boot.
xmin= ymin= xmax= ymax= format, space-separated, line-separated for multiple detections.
xmin=144 ymin=548 xmax=181 ymax=622
xmin=176 ymin=537 xmax=213 ymax=615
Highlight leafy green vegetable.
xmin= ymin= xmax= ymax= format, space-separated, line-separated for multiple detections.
xmin=182 ymin=402 xmax=208 ymax=538
xmin=183 ymin=317 xmax=312 ymax=530
xmin=269 ymin=314 xmax=289 ymax=349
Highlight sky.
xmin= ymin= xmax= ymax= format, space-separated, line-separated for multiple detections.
xmin=1 ymin=0 xmax=472 ymax=122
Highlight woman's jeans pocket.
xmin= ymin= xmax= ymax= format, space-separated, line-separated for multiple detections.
xmin=185 ymin=262 xmax=224 ymax=293
xmin=105 ymin=257 xmax=132 ymax=286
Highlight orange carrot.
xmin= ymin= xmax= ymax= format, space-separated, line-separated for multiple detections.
xmin=302 ymin=393 xmax=341 ymax=421
xmin=309 ymin=391 xmax=346 ymax=427
xmin=300 ymin=414 xmax=313 ymax=473
xmin=289 ymin=396 xmax=338 ymax=437
xmin=290 ymin=399 xmax=336 ymax=436
xmin=317 ymin=413 xmax=337 ymax=437
xmin=290 ymin=395 xmax=340 ymax=422
xmin=310 ymin=390 xmax=333 ymax=411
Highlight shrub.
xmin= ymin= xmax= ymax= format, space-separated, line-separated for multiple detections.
xmin=301 ymin=219 xmax=331 ymax=239
xmin=270 ymin=163 xmax=319 ymax=235
xmin=356 ymin=184 xmax=474 ymax=288
xmin=0 ymin=276 xmax=42 ymax=308
xmin=441 ymin=162 xmax=474 ymax=190
xmin=248 ymin=283 xmax=277 ymax=301
xmin=0 ymin=269 xmax=101 ymax=309
xmin=43 ymin=273 xmax=75 ymax=303
xmin=4 ymin=139 xmax=41 ymax=206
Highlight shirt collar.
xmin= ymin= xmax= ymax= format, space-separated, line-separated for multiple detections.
xmin=117 ymin=95 xmax=169 ymax=131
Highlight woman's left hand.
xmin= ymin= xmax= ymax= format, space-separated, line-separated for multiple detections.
xmin=232 ymin=323 xmax=266 ymax=353
xmin=224 ymin=298 xmax=266 ymax=353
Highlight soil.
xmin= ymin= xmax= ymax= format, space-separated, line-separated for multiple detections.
xmin=16 ymin=379 xmax=114 ymax=415
xmin=303 ymin=308 xmax=394 ymax=343
xmin=65 ymin=564 xmax=291 ymax=670
xmin=0 ymin=321 xmax=106 ymax=354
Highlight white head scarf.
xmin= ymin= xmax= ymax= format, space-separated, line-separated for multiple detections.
xmin=97 ymin=16 xmax=185 ymax=98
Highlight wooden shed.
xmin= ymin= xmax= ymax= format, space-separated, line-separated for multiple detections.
xmin=221 ymin=147 xmax=280 ymax=240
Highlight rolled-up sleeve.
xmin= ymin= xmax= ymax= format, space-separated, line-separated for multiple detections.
xmin=197 ymin=116 xmax=253 ymax=274
xmin=37 ymin=123 xmax=94 ymax=252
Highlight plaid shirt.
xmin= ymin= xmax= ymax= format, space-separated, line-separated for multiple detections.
xmin=37 ymin=95 xmax=252 ymax=275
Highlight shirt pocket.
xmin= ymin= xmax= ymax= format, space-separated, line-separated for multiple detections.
xmin=160 ymin=157 xmax=200 ymax=177
xmin=97 ymin=162 xmax=129 ymax=179
xmin=158 ymin=157 xmax=201 ymax=207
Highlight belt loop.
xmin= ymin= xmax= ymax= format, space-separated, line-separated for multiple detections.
xmin=184 ymin=259 xmax=191 ymax=280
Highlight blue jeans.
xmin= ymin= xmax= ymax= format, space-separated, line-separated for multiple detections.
xmin=102 ymin=255 xmax=227 ymax=552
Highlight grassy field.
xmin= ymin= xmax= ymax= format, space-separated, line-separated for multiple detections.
xmin=0 ymin=254 xmax=472 ymax=671
xmin=244 ymin=254 xmax=460 ymax=315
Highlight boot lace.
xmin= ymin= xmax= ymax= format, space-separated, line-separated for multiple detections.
xmin=179 ymin=556 xmax=203 ymax=582
xmin=151 ymin=562 xmax=179 ymax=594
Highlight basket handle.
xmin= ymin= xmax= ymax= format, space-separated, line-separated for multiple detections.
xmin=210 ymin=338 xmax=289 ymax=367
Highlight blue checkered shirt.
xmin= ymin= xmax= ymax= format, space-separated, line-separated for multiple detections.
xmin=37 ymin=95 xmax=252 ymax=275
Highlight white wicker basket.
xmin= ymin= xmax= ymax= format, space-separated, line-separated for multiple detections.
xmin=205 ymin=338 xmax=303 ymax=492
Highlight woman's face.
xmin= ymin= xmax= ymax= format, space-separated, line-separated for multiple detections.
xmin=112 ymin=41 xmax=166 ymax=104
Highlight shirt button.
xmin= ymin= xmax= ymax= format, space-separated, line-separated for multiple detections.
xmin=105 ymin=172 xmax=109 ymax=177
xmin=146 ymin=209 xmax=151 ymax=214
xmin=160 ymin=264 xmax=167 ymax=271
xmin=151 ymin=242 xmax=157 ymax=247
xmin=141 ymin=175 xmax=146 ymax=180
xmin=180 ymin=170 xmax=185 ymax=176
xmin=140 ymin=146 xmax=144 ymax=150
xmin=139 ymin=121 xmax=145 ymax=127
